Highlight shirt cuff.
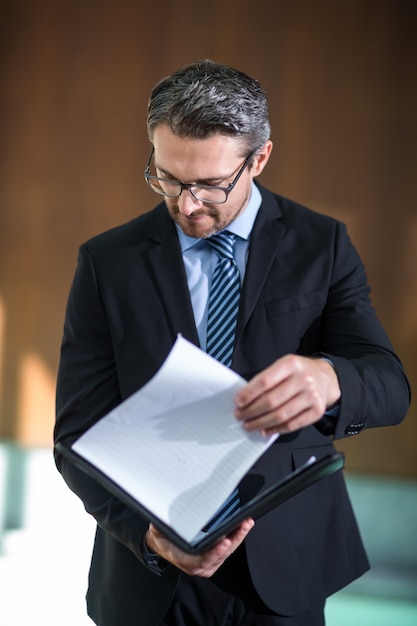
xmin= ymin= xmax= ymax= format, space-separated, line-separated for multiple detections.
xmin=141 ymin=532 xmax=171 ymax=576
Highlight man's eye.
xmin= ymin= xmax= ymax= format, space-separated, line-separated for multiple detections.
xmin=200 ymin=181 xmax=222 ymax=187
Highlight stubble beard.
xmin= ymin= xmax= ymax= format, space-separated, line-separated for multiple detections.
xmin=169 ymin=192 xmax=249 ymax=239
xmin=171 ymin=207 xmax=226 ymax=239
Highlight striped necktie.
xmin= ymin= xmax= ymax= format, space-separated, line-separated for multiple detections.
xmin=206 ymin=231 xmax=241 ymax=368
xmin=203 ymin=231 xmax=241 ymax=530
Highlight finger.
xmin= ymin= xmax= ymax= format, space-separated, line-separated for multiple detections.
xmin=191 ymin=519 xmax=255 ymax=577
xmin=235 ymin=355 xmax=301 ymax=412
xmin=226 ymin=518 xmax=255 ymax=543
xmin=260 ymin=405 xmax=326 ymax=436
xmin=202 ymin=518 xmax=254 ymax=558
xmin=241 ymin=383 xmax=327 ymax=432
xmin=236 ymin=368 xmax=310 ymax=423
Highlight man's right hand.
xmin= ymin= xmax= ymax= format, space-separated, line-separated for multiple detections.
xmin=145 ymin=518 xmax=255 ymax=577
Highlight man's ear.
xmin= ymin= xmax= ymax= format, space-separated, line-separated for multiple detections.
xmin=251 ymin=140 xmax=273 ymax=177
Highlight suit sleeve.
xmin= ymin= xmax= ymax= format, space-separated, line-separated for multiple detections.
xmin=316 ymin=221 xmax=411 ymax=440
xmin=54 ymin=244 xmax=148 ymax=563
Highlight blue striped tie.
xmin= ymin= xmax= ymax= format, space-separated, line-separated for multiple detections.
xmin=206 ymin=231 xmax=241 ymax=368
xmin=203 ymin=231 xmax=241 ymax=530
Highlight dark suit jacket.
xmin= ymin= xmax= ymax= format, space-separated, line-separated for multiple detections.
xmin=54 ymin=185 xmax=410 ymax=625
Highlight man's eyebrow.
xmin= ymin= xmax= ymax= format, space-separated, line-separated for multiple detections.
xmin=154 ymin=163 xmax=175 ymax=178
xmin=155 ymin=163 xmax=231 ymax=184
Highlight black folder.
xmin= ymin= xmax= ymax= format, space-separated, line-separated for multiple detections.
xmin=55 ymin=441 xmax=344 ymax=554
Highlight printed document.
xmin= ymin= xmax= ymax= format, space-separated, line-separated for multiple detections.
xmin=73 ymin=335 xmax=278 ymax=543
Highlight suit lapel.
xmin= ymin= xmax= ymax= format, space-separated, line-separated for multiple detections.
xmin=143 ymin=206 xmax=200 ymax=346
xmin=236 ymin=187 xmax=285 ymax=341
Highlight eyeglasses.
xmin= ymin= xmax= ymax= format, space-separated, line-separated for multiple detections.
xmin=144 ymin=146 xmax=256 ymax=204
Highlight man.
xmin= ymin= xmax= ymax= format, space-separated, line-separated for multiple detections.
xmin=54 ymin=60 xmax=410 ymax=625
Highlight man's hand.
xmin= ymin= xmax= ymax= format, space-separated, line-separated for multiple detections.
xmin=145 ymin=518 xmax=255 ymax=577
xmin=234 ymin=355 xmax=341 ymax=436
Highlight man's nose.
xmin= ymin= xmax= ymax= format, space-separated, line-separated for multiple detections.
xmin=176 ymin=189 xmax=203 ymax=215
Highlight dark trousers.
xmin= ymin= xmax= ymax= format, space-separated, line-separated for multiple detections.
xmin=160 ymin=546 xmax=325 ymax=626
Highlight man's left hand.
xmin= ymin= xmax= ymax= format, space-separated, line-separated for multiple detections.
xmin=234 ymin=355 xmax=341 ymax=436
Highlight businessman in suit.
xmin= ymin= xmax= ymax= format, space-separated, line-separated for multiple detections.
xmin=54 ymin=60 xmax=410 ymax=625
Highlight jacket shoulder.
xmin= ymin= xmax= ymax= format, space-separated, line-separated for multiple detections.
xmin=82 ymin=202 xmax=170 ymax=253
xmin=257 ymin=184 xmax=344 ymax=235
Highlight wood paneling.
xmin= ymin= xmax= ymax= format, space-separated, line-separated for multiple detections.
xmin=0 ymin=0 xmax=416 ymax=474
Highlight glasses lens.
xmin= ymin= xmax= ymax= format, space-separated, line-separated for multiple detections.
xmin=147 ymin=177 xmax=182 ymax=197
xmin=146 ymin=176 xmax=228 ymax=203
xmin=192 ymin=186 xmax=227 ymax=203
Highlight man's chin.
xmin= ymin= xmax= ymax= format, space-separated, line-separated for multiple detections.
xmin=176 ymin=218 xmax=220 ymax=240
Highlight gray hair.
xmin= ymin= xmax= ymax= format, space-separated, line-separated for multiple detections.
xmin=147 ymin=60 xmax=271 ymax=155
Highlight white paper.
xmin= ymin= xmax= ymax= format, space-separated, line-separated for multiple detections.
xmin=73 ymin=335 xmax=278 ymax=543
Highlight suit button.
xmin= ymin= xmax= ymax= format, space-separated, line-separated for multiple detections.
xmin=345 ymin=422 xmax=364 ymax=436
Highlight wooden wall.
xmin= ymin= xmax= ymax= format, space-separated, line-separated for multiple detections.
xmin=0 ymin=0 xmax=416 ymax=475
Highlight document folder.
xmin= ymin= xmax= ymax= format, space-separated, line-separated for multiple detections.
xmin=55 ymin=442 xmax=345 ymax=555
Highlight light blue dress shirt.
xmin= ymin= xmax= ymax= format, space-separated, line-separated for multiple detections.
xmin=176 ymin=182 xmax=262 ymax=351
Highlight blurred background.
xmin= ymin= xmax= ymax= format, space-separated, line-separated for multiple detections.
xmin=0 ymin=0 xmax=416 ymax=624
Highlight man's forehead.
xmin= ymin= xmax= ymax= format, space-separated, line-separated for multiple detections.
xmin=153 ymin=125 xmax=244 ymax=154
xmin=152 ymin=128 xmax=245 ymax=176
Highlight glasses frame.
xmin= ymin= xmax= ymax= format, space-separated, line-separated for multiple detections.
xmin=144 ymin=146 xmax=256 ymax=205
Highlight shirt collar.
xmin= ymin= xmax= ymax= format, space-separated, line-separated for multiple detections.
xmin=177 ymin=182 xmax=262 ymax=252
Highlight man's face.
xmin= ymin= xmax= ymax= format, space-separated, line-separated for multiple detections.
xmin=151 ymin=125 xmax=271 ymax=239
